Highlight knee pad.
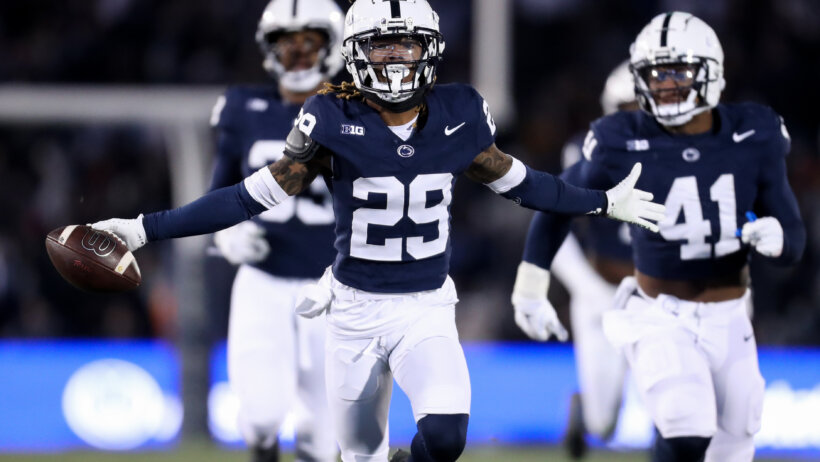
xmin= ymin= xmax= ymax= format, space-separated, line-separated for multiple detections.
xmin=415 ymin=414 xmax=469 ymax=462
xmin=652 ymin=431 xmax=711 ymax=462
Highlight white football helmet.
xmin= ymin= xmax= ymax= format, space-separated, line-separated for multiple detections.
xmin=342 ymin=0 xmax=445 ymax=111
xmin=256 ymin=0 xmax=345 ymax=92
xmin=629 ymin=11 xmax=725 ymax=126
xmin=600 ymin=60 xmax=636 ymax=116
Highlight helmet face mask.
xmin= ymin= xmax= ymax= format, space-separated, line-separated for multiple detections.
xmin=629 ymin=12 xmax=725 ymax=126
xmin=346 ymin=32 xmax=441 ymax=104
xmin=343 ymin=0 xmax=445 ymax=112
xmin=256 ymin=0 xmax=344 ymax=93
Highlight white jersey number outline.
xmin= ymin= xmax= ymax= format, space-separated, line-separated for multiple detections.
xmin=659 ymin=173 xmax=740 ymax=260
xmin=351 ymin=173 xmax=453 ymax=261
xmin=248 ymin=140 xmax=334 ymax=225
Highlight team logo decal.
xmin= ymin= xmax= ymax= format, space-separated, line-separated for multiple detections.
xmin=341 ymin=124 xmax=365 ymax=136
xmin=397 ymin=144 xmax=415 ymax=158
xmin=682 ymin=147 xmax=700 ymax=162
xmin=81 ymin=229 xmax=116 ymax=257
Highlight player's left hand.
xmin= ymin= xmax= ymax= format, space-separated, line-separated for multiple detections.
xmin=605 ymin=163 xmax=666 ymax=233
xmin=741 ymin=216 xmax=784 ymax=257
xmin=90 ymin=214 xmax=147 ymax=251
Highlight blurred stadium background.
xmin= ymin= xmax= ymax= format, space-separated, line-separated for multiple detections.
xmin=0 ymin=0 xmax=818 ymax=460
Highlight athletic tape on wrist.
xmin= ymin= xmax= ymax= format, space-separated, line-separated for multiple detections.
xmin=243 ymin=167 xmax=289 ymax=209
xmin=486 ymin=157 xmax=526 ymax=193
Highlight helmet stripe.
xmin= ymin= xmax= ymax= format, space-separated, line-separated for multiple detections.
xmin=292 ymin=0 xmax=298 ymax=17
xmin=390 ymin=0 xmax=401 ymax=18
xmin=660 ymin=12 xmax=673 ymax=47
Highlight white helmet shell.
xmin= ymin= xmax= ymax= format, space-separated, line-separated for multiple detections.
xmin=629 ymin=12 xmax=725 ymax=126
xmin=256 ymin=0 xmax=345 ymax=92
xmin=342 ymin=0 xmax=445 ymax=110
xmin=600 ymin=60 xmax=636 ymax=116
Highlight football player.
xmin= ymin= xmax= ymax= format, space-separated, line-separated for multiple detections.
xmin=91 ymin=1 xmax=665 ymax=461
xmin=207 ymin=1 xmax=343 ymax=461
xmin=514 ymin=12 xmax=805 ymax=462
xmin=513 ymin=60 xmax=639 ymax=459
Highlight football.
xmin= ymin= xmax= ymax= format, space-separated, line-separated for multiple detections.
xmin=45 ymin=225 xmax=141 ymax=292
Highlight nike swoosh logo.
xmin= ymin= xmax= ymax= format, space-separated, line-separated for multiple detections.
xmin=733 ymin=129 xmax=756 ymax=143
xmin=444 ymin=122 xmax=466 ymax=136
xmin=743 ymin=333 xmax=754 ymax=342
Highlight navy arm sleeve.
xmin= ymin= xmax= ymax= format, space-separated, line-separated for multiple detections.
xmin=755 ymin=147 xmax=805 ymax=266
xmin=521 ymin=158 xmax=613 ymax=269
xmin=142 ymin=182 xmax=267 ymax=241
xmin=501 ymin=165 xmax=608 ymax=215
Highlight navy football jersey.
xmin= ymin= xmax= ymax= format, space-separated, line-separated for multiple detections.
xmin=210 ymin=85 xmax=335 ymax=278
xmin=556 ymin=103 xmax=801 ymax=280
xmin=561 ymin=133 xmax=632 ymax=263
xmin=298 ymin=83 xmax=497 ymax=292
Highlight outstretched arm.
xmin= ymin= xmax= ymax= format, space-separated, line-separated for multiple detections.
xmin=92 ymin=153 xmax=325 ymax=251
xmin=466 ymin=143 xmax=664 ymax=229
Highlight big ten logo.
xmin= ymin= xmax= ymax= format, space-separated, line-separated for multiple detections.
xmin=340 ymin=124 xmax=365 ymax=136
xmin=81 ymin=229 xmax=116 ymax=257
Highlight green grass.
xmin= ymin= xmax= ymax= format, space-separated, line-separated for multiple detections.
xmin=0 ymin=441 xmax=799 ymax=462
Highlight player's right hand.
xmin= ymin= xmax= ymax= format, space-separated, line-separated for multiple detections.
xmin=511 ymin=261 xmax=569 ymax=342
xmin=605 ymin=163 xmax=666 ymax=233
xmin=90 ymin=214 xmax=147 ymax=252
xmin=513 ymin=296 xmax=569 ymax=342
xmin=294 ymin=267 xmax=333 ymax=318
xmin=214 ymin=221 xmax=270 ymax=265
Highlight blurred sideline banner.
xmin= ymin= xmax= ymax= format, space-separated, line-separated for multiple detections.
xmin=1 ymin=341 xmax=818 ymax=458
xmin=0 ymin=341 xmax=182 ymax=451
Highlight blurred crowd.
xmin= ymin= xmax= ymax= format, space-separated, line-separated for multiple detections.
xmin=1 ymin=0 xmax=818 ymax=344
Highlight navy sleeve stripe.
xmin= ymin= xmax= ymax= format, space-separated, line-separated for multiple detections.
xmin=501 ymin=165 xmax=607 ymax=215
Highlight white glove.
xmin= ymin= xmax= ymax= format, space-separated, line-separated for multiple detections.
xmin=294 ymin=267 xmax=333 ymax=318
xmin=605 ymin=163 xmax=666 ymax=233
xmin=741 ymin=216 xmax=784 ymax=257
xmin=214 ymin=221 xmax=270 ymax=265
xmin=511 ymin=261 xmax=569 ymax=342
xmin=90 ymin=214 xmax=147 ymax=251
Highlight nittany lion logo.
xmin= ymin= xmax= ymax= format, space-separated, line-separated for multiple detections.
xmin=397 ymin=144 xmax=415 ymax=158
xmin=81 ymin=229 xmax=116 ymax=257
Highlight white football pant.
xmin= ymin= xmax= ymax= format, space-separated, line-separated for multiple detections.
xmin=552 ymin=234 xmax=627 ymax=438
xmin=324 ymin=274 xmax=471 ymax=462
xmin=604 ymin=281 xmax=764 ymax=462
xmin=228 ymin=265 xmax=337 ymax=462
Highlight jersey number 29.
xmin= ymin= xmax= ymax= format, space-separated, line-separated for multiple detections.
xmin=351 ymin=173 xmax=452 ymax=261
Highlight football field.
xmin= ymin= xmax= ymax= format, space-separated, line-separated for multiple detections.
xmin=0 ymin=442 xmax=797 ymax=462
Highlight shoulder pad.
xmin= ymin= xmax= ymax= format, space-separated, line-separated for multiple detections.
xmin=283 ymin=124 xmax=321 ymax=163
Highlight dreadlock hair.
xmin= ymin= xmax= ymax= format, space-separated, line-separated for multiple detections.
xmin=319 ymin=81 xmax=430 ymax=131
xmin=319 ymin=81 xmax=365 ymax=101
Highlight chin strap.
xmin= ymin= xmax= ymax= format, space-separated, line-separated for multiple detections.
xmin=362 ymin=89 xmax=428 ymax=113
